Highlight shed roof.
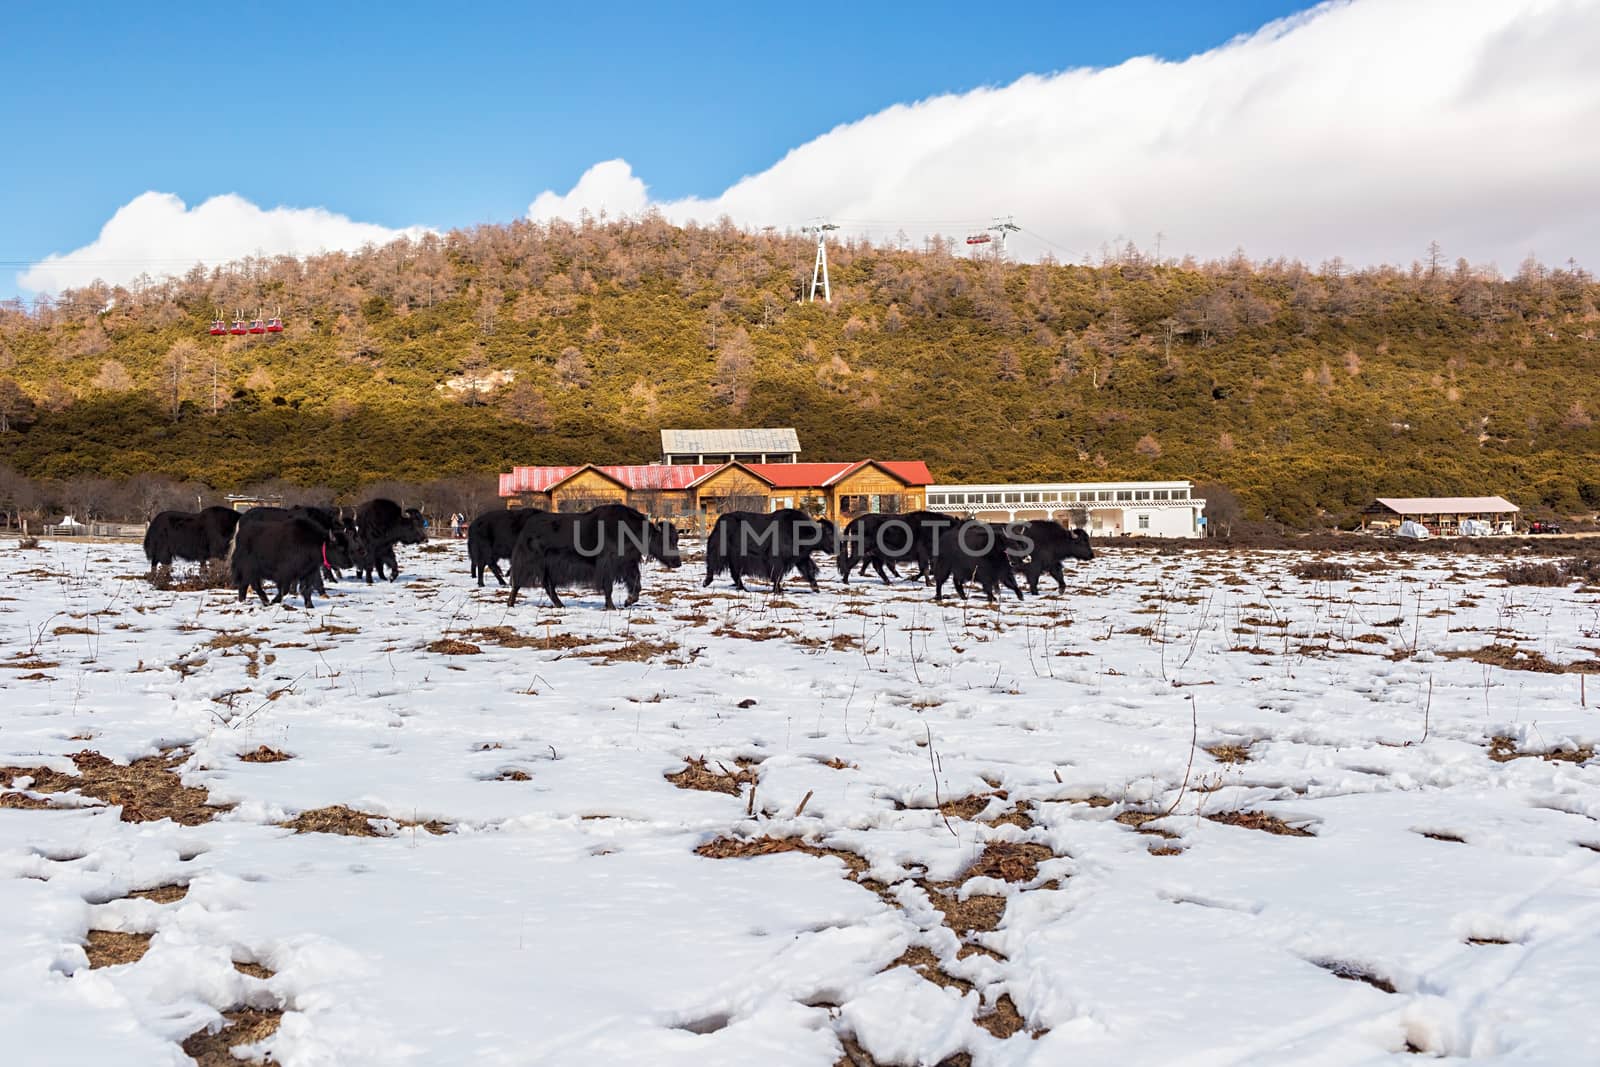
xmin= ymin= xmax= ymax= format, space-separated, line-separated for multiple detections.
xmin=660 ymin=428 xmax=801 ymax=455
xmin=1371 ymin=496 xmax=1519 ymax=515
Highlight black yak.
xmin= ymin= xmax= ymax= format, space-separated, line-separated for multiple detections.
xmin=933 ymin=521 xmax=1024 ymax=603
xmin=705 ymin=509 xmax=839 ymax=595
xmin=1004 ymin=520 xmax=1094 ymax=594
xmin=231 ymin=515 xmax=352 ymax=609
xmin=508 ymin=504 xmax=681 ymax=609
xmin=142 ymin=506 xmax=241 ymax=573
xmin=468 ymin=508 xmax=541 ymax=587
xmin=837 ymin=510 xmax=958 ymax=586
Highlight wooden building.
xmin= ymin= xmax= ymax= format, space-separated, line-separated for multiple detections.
xmin=498 ymin=459 xmax=930 ymax=528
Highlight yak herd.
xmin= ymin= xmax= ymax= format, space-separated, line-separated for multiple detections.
xmin=140 ymin=501 xmax=1093 ymax=611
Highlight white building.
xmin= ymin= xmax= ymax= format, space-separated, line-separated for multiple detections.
xmin=926 ymin=480 xmax=1208 ymax=538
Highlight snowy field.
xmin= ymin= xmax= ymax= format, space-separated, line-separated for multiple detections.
xmin=2 ymin=538 xmax=1598 ymax=1066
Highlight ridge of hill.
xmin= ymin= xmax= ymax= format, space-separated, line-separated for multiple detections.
xmin=2 ymin=219 xmax=1598 ymax=526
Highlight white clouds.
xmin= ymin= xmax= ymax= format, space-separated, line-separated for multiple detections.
xmin=527 ymin=0 xmax=1600 ymax=269
xmin=526 ymin=159 xmax=651 ymax=223
xmin=20 ymin=192 xmax=429 ymax=293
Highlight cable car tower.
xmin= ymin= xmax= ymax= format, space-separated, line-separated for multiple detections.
xmin=988 ymin=216 xmax=1020 ymax=258
xmin=802 ymin=222 xmax=838 ymax=303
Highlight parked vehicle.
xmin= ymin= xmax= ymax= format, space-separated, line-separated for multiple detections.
xmin=1528 ymin=520 xmax=1563 ymax=534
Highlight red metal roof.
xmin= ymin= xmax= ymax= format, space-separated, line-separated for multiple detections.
xmin=501 ymin=460 xmax=931 ymax=496
xmin=503 ymin=464 xmax=722 ymax=494
xmin=747 ymin=460 xmax=932 ymax=488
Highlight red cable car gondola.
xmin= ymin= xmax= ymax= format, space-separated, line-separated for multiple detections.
xmin=248 ymin=318 xmax=266 ymax=334
xmin=265 ymin=307 xmax=284 ymax=332
xmin=229 ymin=320 xmax=248 ymax=335
xmin=209 ymin=320 xmax=227 ymax=335
xmin=965 ymin=233 xmax=992 ymax=246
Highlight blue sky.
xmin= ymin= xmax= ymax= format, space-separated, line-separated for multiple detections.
xmin=1 ymin=1 xmax=1309 ymax=294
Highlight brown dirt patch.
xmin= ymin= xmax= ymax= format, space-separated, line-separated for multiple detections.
xmin=279 ymin=805 xmax=450 ymax=837
xmin=239 ymin=746 xmax=293 ymax=764
xmin=1115 ymin=810 xmax=1177 ymax=838
xmin=84 ymin=929 xmax=153 ymax=968
xmin=1313 ymin=959 xmax=1396 ymax=994
xmin=0 ymin=791 xmax=54 ymax=810
xmin=987 ymin=803 xmax=1036 ymax=830
xmin=306 ymin=623 xmax=360 ymax=635
xmin=129 ymin=884 xmax=188 ymax=904
xmin=974 ymin=992 xmax=1034 ymax=1039
xmin=962 ymin=841 xmax=1056 ymax=884
xmin=1488 ymin=736 xmax=1595 ymax=763
xmin=666 ymin=756 xmax=756 ymax=796
xmin=820 ymin=757 xmax=857 ymax=771
xmin=1206 ymin=810 xmax=1315 ymax=837
xmin=233 ymin=960 xmax=275 ymax=979
xmin=887 ymin=945 xmax=973 ymax=994
xmin=495 ymin=770 xmax=532 ymax=782
xmin=0 ymin=749 xmax=225 ymax=825
xmin=695 ymin=835 xmax=871 ymax=881
xmin=52 ymin=625 xmax=96 ymax=636
xmin=426 ymin=638 xmax=481 ymax=655
xmin=181 ymin=1008 xmax=283 ymax=1065
xmin=4 ymin=659 xmax=61 ymax=671
xmin=1206 ymin=743 xmax=1254 ymax=764
xmin=936 ymin=795 xmax=993 ymax=821
xmin=921 ymin=884 xmax=1007 ymax=936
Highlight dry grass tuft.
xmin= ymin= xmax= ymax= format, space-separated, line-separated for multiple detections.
xmin=462 ymin=626 xmax=602 ymax=651
xmin=577 ymin=638 xmax=679 ymax=664
xmin=280 ymin=804 xmax=449 ymax=837
xmin=1206 ymin=742 xmax=1254 ymax=764
xmin=233 ymin=960 xmax=275 ymax=979
xmin=0 ymin=749 xmax=224 ymax=825
xmin=667 ymin=756 xmax=757 ymax=796
xmin=1206 ymin=810 xmax=1315 ymax=837
xmin=426 ymin=638 xmax=482 ymax=655
xmin=1293 ymin=560 xmax=1353 ymax=582
xmin=306 ymin=623 xmax=359 ymax=635
xmin=239 ymin=745 xmax=294 ymax=763
xmin=84 ymin=929 xmax=153 ymax=968
xmin=1444 ymin=645 xmax=1569 ymax=674
xmin=181 ymin=1008 xmax=283 ymax=1066
xmin=1501 ymin=561 xmax=1569 ymax=586
xmin=151 ymin=559 xmax=233 ymax=592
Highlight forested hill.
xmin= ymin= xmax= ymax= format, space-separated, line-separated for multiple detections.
xmin=1 ymin=218 xmax=1598 ymax=526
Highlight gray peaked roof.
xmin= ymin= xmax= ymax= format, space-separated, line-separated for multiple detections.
xmin=659 ymin=428 xmax=801 ymax=455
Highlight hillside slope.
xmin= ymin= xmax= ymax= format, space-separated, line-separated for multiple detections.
xmin=2 ymin=218 xmax=1597 ymax=525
